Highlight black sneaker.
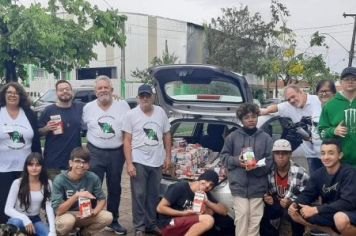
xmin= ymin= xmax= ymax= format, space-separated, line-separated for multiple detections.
xmin=145 ymin=226 xmax=162 ymax=236
xmin=107 ymin=222 xmax=127 ymax=235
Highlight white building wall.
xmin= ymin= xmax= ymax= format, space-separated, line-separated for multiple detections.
xmin=124 ymin=13 xmax=149 ymax=81
xmin=156 ymin=18 xmax=187 ymax=64
xmin=89 ymin=44 xmax=109 ymax=68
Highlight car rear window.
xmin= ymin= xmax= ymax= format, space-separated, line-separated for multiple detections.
xmin=164 ymin=80 xmax=243 ymax=103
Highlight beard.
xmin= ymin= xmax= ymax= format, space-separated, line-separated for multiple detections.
xmin=58 ymin=94 xmax=73 ymax=103
xmin=97 ymin=94 xmax=112 ymax=105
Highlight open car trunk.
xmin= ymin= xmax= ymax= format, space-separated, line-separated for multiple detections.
xmin=163 ymin=118 xmax=239 ymax=182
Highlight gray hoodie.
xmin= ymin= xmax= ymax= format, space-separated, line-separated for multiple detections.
xmin=220 ymin=127 xmax=273 ymax=198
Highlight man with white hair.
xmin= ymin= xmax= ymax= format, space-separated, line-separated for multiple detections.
xmin=260 ymin=85 xmax=322 ymax=172
xmin=82 ymin=75 xmax=130 ymax=234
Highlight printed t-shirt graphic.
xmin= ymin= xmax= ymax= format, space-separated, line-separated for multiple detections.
xmin=97 ymin=115 xmax=116 ymax=139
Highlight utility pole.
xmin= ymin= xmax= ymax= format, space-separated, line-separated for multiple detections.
xmin=344 ymin=13 xmax=356 ymax=67
xmin=120 ymin=21 xmax=126 ymax=98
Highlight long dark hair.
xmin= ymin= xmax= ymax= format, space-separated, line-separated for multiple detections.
xmin=18 ymin=153 xmax=51 ymax=212
xmin=0 ymin=82 xmax=31 ymax=109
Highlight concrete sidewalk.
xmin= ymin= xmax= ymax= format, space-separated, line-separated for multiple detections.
xmin=96 ymin=166 xmax=135 ymax=236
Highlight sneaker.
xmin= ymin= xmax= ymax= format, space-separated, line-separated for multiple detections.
xmin=145 ymin=226 xmax=162 ymax=236
xmin=135 ymin=230 xmax=146 ymax=236
xmin=107 ymin=222 xmax=127 ymax=235
xmin=310 ymin=229 xmax=329 ymax=236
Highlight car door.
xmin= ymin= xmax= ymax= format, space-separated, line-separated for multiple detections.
xmin=260 ymin=116 xmax=284 ymax=142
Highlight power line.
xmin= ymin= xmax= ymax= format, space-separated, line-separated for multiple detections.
xmin=102 ymin=0 xmax=113 ymax=9
xmin=293 ymin=23 xmax=353 ymax=31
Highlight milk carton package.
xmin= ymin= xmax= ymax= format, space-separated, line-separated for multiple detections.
xmin=192 ymin=192 xmax=206 ymax=213
xmin=78 ymin=197 xmax=92 ymax=218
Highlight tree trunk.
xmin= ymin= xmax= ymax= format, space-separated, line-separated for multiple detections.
xmin=4 ymin=60 xmax=17 ymax=83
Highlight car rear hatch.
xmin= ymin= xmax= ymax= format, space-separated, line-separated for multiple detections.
xmin=150 ymin=64 xmax=253 ymax=119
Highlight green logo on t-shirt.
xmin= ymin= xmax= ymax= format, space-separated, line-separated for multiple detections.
xmin=142 ymin=122 xmax=160 ymax=146
xmin=8 ymin=131 xmax=25 ymax=144
xmin=7 ymin=130 xmax=25 ymax=149
xmin=98 ymin=122 xmax=115 ymax=134
xmin=143 ymin=128 xmax=158 ymax=141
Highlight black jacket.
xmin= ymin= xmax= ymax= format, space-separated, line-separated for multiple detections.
xmin=295 ymin=164 xmax=356 ymax=214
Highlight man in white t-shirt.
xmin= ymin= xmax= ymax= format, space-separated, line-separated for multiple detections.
xmin=82 ymin=75 xmax=130 ymax=235
xmin=123 ymin=84 xmax=171 ymax=236
xmin=260 ymin=85 xmax=322 ymax=172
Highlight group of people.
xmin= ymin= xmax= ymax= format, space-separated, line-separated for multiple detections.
xmin=0 ymin=66 xmax=356 ymax=236
xmin=218 ymin=66 xmax=356 ymax=236
xmin=0 ymin=76 xmax=172 ymax=236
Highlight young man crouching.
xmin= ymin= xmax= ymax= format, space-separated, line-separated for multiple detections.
xmin=157 ymin=170 xmax=228 ymax=236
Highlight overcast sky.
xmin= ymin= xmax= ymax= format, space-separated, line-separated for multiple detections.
xmin=23 ymin=0 xmax=356 ymax=73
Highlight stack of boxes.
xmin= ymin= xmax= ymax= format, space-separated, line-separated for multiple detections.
xmin=168 ymin=138 xmax=226 ymax=181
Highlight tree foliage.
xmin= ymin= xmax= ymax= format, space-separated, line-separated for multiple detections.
xmin=205 ymin=0 xmax=289 ymax=74
xmin=0 ymin=0 xmax=126 ymax=83
xmin=131 ymin=42 xmax=179 ymax=85
xmin=206 ymin=0 xmax=334 ymax=96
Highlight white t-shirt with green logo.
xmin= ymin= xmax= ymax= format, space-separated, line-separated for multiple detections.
xmin=83 ymin=100 xmax=130 ymax=148
xmin=122 ymin=105 xmax=170 ymax=167
xmin=0 ymin=107 xmax=33 ymax=172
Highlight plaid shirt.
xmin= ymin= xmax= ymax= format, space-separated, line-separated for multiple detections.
xmin=267 ymin=161 xmax=309 ymax=201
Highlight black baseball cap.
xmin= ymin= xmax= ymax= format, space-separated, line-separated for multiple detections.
xmin=138 ymin=84 xmax=153 ymax=95
xmin=341 ymin=67 xmax=356 ymax=79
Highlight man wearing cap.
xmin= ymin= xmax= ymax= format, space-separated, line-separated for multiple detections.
xmin=260 ymin=139 xmax=309 ymax=236
xmin=82 ymin=75 xmax=130 ymax=234
xmin=156 ymin=170 xmax=229 ymax=236
xmin=52 ymin=147 xmax=113 ymax=235
xmin=122 ymin=84 xmax=171 ymax=236
xmin=319 ymin=66 xmax=356 ymax=167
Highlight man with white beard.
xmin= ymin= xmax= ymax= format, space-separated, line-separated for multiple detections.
xmin=39 ymin=80 xmax=84 ymax=179
xmin=82 ymin=75 xmax=131 ymax=234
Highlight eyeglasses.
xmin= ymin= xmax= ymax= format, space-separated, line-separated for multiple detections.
xmin=318 ymin=90 xmax=333 ymax=95
xmin=342 ymin=76 xmax=356 ymax=81
xmin=72 ymin=159 xmax=89 ymax=166
xmin=6 ymin=91 xmax=19 ymax=96
xmin=57 ymin=88 xmax=71 ymax=92
xmin=138 ymin=93 xmax=152 ymax=99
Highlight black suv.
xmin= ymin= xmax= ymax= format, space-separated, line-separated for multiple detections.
xmin=32 ymin=87 xmax=96 ymax=117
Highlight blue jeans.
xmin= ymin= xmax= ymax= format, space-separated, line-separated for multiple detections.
xmin=7 ymin=215 xmax=49 ymax=236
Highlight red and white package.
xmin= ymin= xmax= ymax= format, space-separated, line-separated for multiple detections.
xmin=192 ymin=192 xmax=206 ymax=214
xmin=78 ymin=197 xmax=92 ymax=218
xmin=50 ymin=115 xmax=63 ymax=135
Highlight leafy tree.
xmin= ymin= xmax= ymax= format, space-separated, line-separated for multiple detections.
xmin=256 ymin=8 xmax=335 ymax=98
xmin=0 ymin=0 xmax=126 ymax=83
xmin=131 ymin=41 xmax=179 ymax=85
xmin=205 ymin=0 xmax=289 ymax=74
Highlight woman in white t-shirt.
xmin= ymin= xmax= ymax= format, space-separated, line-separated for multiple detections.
xmin=5 ymin=153 xmax=55 ymax=236
xmin=0 ymin=82 xmax=41 ymax=223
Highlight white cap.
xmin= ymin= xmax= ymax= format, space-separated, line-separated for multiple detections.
xmin=272 ymin=139 xmax=292 ymax=152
